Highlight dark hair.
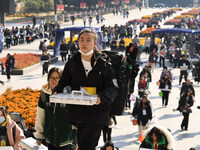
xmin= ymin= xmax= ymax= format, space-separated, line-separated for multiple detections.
xmin=189 ymin=148 xmax=196 ymax=150
xmin=148 ymin=127 xmax=164 ymax=143
xmin=78 ymin=28 xmax=98 ymax=41
xmin=0 ymin=106 xmax=8 ymax=119
xmin=47 ymin=67 xmax=63 ymax=82
xmin=163 ymin=66 xmax=168 ymax=70
xmin=105 ymin=141 xmax=114 ymax=150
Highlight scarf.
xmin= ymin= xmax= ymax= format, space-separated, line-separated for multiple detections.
xmin=0 ymin=116 xmax=11 ymax=146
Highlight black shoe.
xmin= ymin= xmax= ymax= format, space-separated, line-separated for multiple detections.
xmin=181 ymin=125 xmax=184 ymax=130
xmin=185 ymin=128 xmax=188 ymax=131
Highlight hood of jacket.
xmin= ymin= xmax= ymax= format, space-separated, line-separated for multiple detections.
xmin=42 ymin=84 xmax=52 ymax=95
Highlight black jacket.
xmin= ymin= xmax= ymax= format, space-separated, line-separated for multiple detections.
xmin=159 ymin=77 xmax=172 ymax=91
xmin=178 ymin=94 xmax=194 ymax=112
xmin=178 ymin=59 xmax=190 ymax=70
xmin=180 ymin=83 xmax=195 ymax=96
xmin=132 ymin=100 xmax=152 ymax=126
xmin=140 ymin=68 xmax=152 ymax=82
xmin=148 ymin=53 xmax=158 ymax=63
xmin=53 ymin=51 xmax=118 ymax=126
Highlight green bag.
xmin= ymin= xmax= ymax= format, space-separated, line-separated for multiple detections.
xmin=159 ymin=91 xmax=163 ymax=97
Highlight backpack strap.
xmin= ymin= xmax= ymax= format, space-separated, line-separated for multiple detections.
xmin=12 ymin=125 xmax=16 ymax=143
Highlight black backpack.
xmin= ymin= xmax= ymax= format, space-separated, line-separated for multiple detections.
xmin=103 ymin=43 xmax=139 ymax=115
xmin=9 ymin=112 xmax=35 ymax=138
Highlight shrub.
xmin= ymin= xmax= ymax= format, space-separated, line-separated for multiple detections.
xmin=0 ymin=53 xmax=40 ymax=69
xmin=0 ymin=88 xmax=40 ymax=128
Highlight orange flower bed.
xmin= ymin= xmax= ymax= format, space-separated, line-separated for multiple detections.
xmin=139 ymin=27 xmax=157 ymax=37
xmin=164 ymin=19 xmax=182 ymax=25
xmin=0 ymin=88 xmax=40 ymax=128
xmin=0 ymin=53 xmax=41 ymax=69
xmin=181 ymin=12 xmax=199 ymax=16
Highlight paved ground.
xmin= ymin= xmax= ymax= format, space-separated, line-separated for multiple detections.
xmin=1 ymin=7 xmax=200 ymax=150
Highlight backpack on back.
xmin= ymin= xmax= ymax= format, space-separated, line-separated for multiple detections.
xmin=103 ymin=43 xmax=139 ymax=115
xmin=9 ymin=111 xmax=35 ymax=138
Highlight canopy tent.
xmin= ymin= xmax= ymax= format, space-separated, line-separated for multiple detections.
xmin=0 ymin=28 xmax=2 ymax=53
xmin=152 ymin=28 xmax=193 ymax=34
xmin=151 ymin=28 xmax=195 ymax=53
xmin=54 ymin=27 xmax=101 ymax=56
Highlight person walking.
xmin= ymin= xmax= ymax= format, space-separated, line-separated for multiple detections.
xmin=5 ymin=53 xmax=12 ymax=82
xmin=102 ymin=115 xmax=117 ymax=144
xmin=138 ymin=75 xmax=147 ymax=98
xmin=0 ymin=106 xmax=25 ymax=149
xmin=178 ymin=90 xmax=194 ymax=130
xmin=40 ymin=50 xmax=51 ymax=76
xmin=144 ymin=36 xmax=150 ymax=54
xmin=140 ymin=66 xmax=152 ymax=89
xmin=159 ymin=44 xmax=167 ymax=68
xmin=180 ymin=79 xmax=195 ymax=97
xmin=59 ymin=41 xmax=69 ymax=62
xmin=159 ymin=73 xmax=172 ymax=107
xmin=83 ymin=16 xmax=87 ymax=26
xmin=148 ymin=49 xmax=158 ymax=73
xmin=132 ymin=95 xmax=152 ymax=135
xmin=178 ymin=54 xmax=190 ymax=85
xmin=52 ymin=28 xmax=118 ymax=150
xmin=35 ymin=67 xmax=77 ymax=149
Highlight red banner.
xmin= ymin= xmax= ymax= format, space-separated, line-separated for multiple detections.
xmin=80 ymin=2 xmax=87 ymax=8
xmin=98 ymin=1 xmax=104 ymax=7
xmin=113 ymin=0 xmax=119 ymax=5
xmin=57 ymin=4 xmax=64 ymax=11
xmin=124 ymin=0 xmax=130 ymax=4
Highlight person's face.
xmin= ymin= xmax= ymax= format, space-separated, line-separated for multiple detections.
xmin=106 ymin=146 xmax=113 ymax=150
xmin=142 ymin=97 xmax=147 ymax=103
xmin=145 ymin=66 xmax=148 ymax=71
xmin=187 ymin=91 xmax=191 ymax=96
xmin=164 ymin=75 xmax=168 ymax=79
xmin=186 ymin=80 xmax=190 ymax=85
xmin=78 ymin=33 xmax=97 ymax=54
xmin=49 ymin=72 xmax=60 ymax=90
xmin=183 ymin=56 xmax=186 ymax=60
xmin=152 ymin=133 xmax=157 ymax=142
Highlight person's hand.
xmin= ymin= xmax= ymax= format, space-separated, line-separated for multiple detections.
xmin=52 ymin=91 xmax=57 ymax=95
xmin=36 ymin=140 xmax=41 ymax=145
xmin=95 ymin=95 xmax=101 ymax=105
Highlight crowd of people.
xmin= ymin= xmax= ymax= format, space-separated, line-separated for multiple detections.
xmin=1 ymin=7 xmax=200 ymax=150
xmin=1 ymin=21 xmax=59 ymax=49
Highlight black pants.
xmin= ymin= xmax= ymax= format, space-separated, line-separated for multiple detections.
xmin=173 ymin=58 xmax=179 ymax=68
xmin=42 ymin=66 xmax=48 ymax=75
xmin=159 ymin=57 xmax=165 ymax=67
xmin=6 ymin=68 xmax=10 ymax=80
xmin=162 ymin=91 xmax=169 ymax=106
xmin=61 ymin=53 xmax=67 ymax=61
xmin=181 ymin=112 xmax=189 ymax=129
xmin=125 ymin=94 xmax=131 ymax=109
xmin=179 ymin=71 xmax=188 ymax=84
xmin=48 ymin=143 xmax=72 ymax=150
xmin=77 ymin=122 xmax=103 ymax=150
xmin=103 ymin=126 xmax=112 ymax=143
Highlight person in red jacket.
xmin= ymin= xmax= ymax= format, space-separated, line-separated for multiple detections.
xmin=138 ymin=75 xmax=147 ymax=98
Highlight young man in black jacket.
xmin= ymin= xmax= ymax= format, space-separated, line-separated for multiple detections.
xmin=178 ymin=55 xmax=190 ymax=85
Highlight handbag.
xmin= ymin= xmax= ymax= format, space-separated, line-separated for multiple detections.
xmin=132 ymin=119 xmax=137 ymax=126
xmin=159 ymin=91 xmax=163 ymax=97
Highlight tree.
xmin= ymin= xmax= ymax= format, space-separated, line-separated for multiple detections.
xmin=25 ymin=0 xmax=39 ymax=12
